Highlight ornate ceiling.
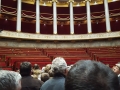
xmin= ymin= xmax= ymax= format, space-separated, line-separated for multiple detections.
xmin=17 ymin=0 xmax=118 ymax=7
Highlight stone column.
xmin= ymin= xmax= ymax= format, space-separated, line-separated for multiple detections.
xmin=53 ymin=0 xmax=57 ymax=34
xmin=69 ymin=0 xmax=74 ymax=34
xmin=36 ymin=0 xmax=40 ymax=34
xmin=16 ymin=0 xmax=22 ymax=32
xmin=104 ymin=0 xmax=111 ymax=32
xmin=86 ymin=0 xmax=92 ymax=33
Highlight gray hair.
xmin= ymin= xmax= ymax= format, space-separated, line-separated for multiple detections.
xmin=0 ymin=70 xmax=21 ymax=90
xmin=51 ymin=57 xmax=67 ymax=74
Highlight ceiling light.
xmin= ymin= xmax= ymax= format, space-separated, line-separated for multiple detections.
xmin=5 ymin=18 xmax=7 ymax=21
xmin=43 ymin=2 xmax=46 ymax=6
xmin=94 ymin=1 xmax=97 ymax=5
xmin=61 ymin=22 xmax=64 ymax=27
xmin=44 ymin=23 xmax=46 ymax=26
xmin=78 ymin=22 xmax=81 ymax=26
xmin=61 ymin=24 xmax=63 ymax=27
xmin=76 ymin=3 xmax=80 ymax=6
xmin=116 ymin=19 xmax=118 ymax=22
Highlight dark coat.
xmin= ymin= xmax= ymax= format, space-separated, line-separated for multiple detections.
xmin=21 ymin=76 xmax=43 ymax=90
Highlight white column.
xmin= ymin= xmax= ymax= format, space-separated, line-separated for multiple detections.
xmin=36 ymin=0 xmax=40 ymax=34
xmin=53 ymin=0 xmax=57 ymax=34
xmin=86 ymin=0 xmax=92 ymax=33
xmin=104 ymin=0 xmax=111 ymax=32
xmin=69 ymin=1 xmax=74 ymax=34
xmin=0 ymin=0 xmax=1 ymax=13
xmin=16 ymin=0 xmax=22 ymax=32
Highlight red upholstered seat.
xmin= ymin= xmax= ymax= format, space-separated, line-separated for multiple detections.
xmin=0 ymin=62 xmax=6 ymax=67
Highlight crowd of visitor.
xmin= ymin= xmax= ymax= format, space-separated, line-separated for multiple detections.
xmin=0 ymin=57 xmax=120 ymax=90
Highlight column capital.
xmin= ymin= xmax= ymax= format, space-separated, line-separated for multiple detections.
xmin=69 ymin=0 xmax=74 ymax=3
xmin=52 ymin=0 xmax=58 ymax=2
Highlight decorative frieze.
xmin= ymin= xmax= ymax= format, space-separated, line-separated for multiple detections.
xmin=0 ymin=30 xmax=120 ymax=40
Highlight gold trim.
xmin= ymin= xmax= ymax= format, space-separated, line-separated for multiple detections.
xmin=69 ymin=0 xmax=74 ymax=3
xmin=52 ymin=0 xmax=58 ymax=2
xmin=2 ymin=5 xmax=120 ymax=16
xmin=15 ymin=0 xmax=119 ymax=7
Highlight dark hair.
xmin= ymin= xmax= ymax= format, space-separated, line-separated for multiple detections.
xmin=41 ymin=73 xmax=50 ymax=82
xmin=52 ymin=67 xmax=65 ymax=77
xmin=48 ymin=70 xmax=54 ymax=77
xmin=65 ymin=60 xmax=120 ymax=90
xmin=33 ymin=64 xmax=40 ymax=70
xmin=20 ymin=61 xmax=31 ymax=77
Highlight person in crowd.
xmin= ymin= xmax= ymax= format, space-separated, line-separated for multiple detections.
xmin=48 ymin=69 xmax=54 ymax=78
xmin=0 ymin=70 xmax=21 ymax=90
xmin=65 ymin=60 xmax=120 ymax=90
xmin=112 ymin=62 xmax=120 ymax=86
xmin=44 ymin=64 xmax=51 ymax=73
xmin=40 ymin=57 xmax=68 ymax=90
xmin=15 ymin=68 xmax=20 ymax=73
xmin=41 ymin=67 xmax=45 ymax=73
xmin=41 ymin=73 xmax=50 ymax=82
xmin=32 ymin=64 xmax=41 ymax=80
xmin=20 ymin=62 xmax=43 ymax=90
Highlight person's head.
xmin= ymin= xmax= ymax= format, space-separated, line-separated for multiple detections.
xmin=41 ymin=73 xmax=50 ymax=82
xmin=65 ymin=60 xmax=120 ymax=90
xmin=33 ymin=64 xmax=40 ymax=70
xmin=48 ymin=69 xmax=54 ymax=77
xmin=51 ymin=57 xmax=67 ymax=76
xmin=45 ymin=64 xmax=51 ymax=73
xmin=20 ymin=61 xmax=31 ymax=77
xmin=66 ymin=65 xmax=72 ymax=75
xmin=112 ymin=62 xmax=120 ymax=75
xmin=0 ymin=70 xmax=21 ymax=90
